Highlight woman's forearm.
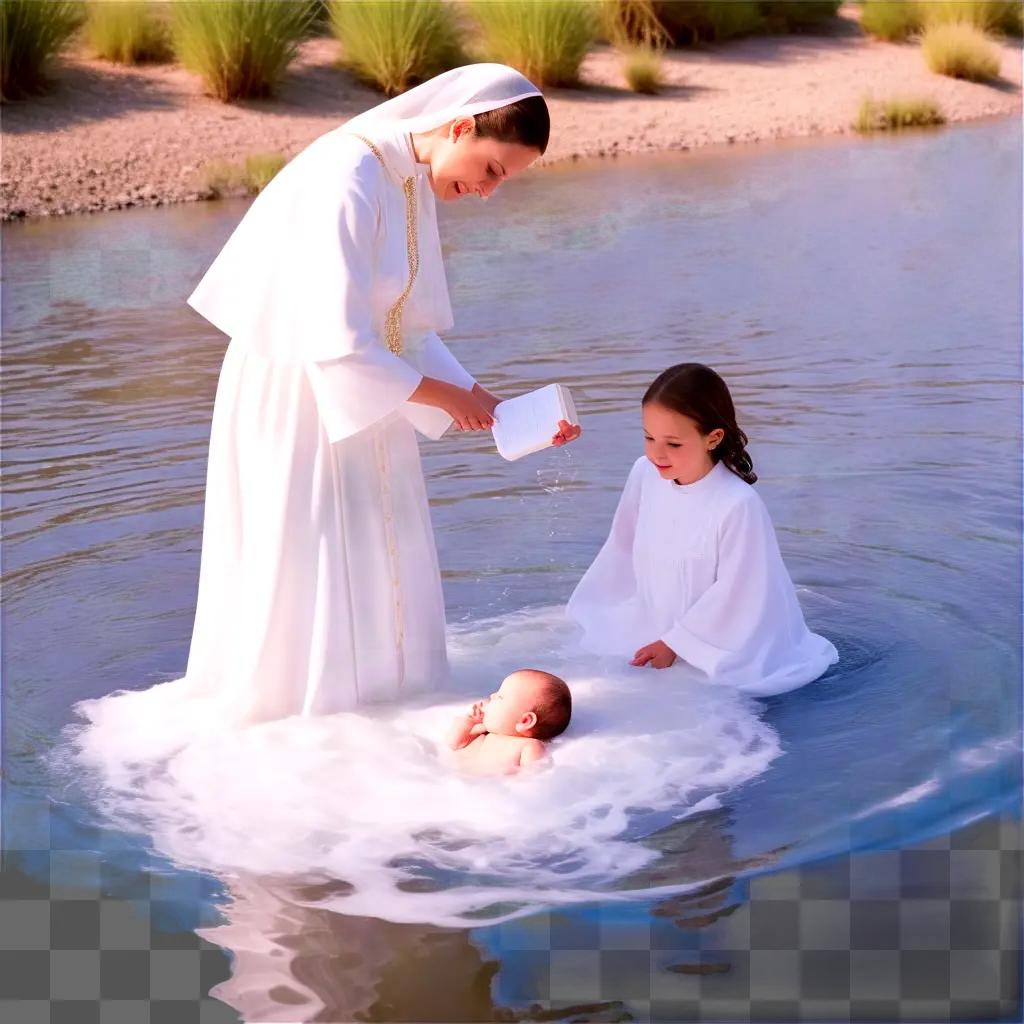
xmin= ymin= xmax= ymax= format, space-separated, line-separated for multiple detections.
xmin=408 ymin=375 xmax=453 ymax=409
xmin=408 ymin=376 xmax=494 ymax=431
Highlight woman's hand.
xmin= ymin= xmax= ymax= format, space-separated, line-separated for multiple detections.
xmin=472 ymin=383 xmax=502 ymax=418
xmin=409 ymin=377 xmax=494 ymax=431
xmin=552 ymin=419 xmax=582 ymax=448
xmin=631 ymin=640 xmax=677 ymax=669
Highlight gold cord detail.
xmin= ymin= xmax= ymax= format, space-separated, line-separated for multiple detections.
xmin=352 ymin=133 xmax=418 ymax=356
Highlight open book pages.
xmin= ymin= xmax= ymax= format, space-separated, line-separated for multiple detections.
xmin=491 ymin=384 xmax=579 ymax=462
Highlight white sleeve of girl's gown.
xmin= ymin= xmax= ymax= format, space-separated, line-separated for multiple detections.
xmin=566 ymin=458 xmax=646 ymax=651
xmin=660 ymin=491 xmax=800 ymax=679
xmin=398 ymin=331 xmax=478 ymax=440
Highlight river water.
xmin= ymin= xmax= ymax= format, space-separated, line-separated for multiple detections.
xmin=2 ymin=117 xmax=1020 ymax=1020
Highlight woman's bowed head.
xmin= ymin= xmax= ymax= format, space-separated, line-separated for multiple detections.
xmin=403 ymin=89 xmax=581 ymax=447
xmin=411 ymin=95 xmax=551 ymax=203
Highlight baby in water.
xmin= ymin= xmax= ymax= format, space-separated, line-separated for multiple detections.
xmin=445 ymin=669 xmax=571 ymax=775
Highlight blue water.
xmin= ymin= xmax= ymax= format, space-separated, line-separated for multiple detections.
xmin=2 ymin=116 xmax=1021 ymax=1016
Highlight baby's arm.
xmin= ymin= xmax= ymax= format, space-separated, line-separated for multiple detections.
xmin=446 ymin=702 xmax=487 ymax=750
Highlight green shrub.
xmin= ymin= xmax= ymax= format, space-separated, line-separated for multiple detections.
xmin=921 ymin=20 xmax=1001 ymax=79
xmin=854 ymin=94 xmax=945 ymax=131
xmin=760 ymin=1 xmax=842 ymax=31
xmin=654 ymin=1 xmax=763 ymax=44
xmin=203 ymin=160 xmax=246 ymax=198
xmin=244 ymin=152 xmax=287 ymax=192
xmin=328 ymin=0 xmax=463 ymax=96
xmin=859 ymin=1 xmax=923 ymax=40
xmin=1 ymin=0 xmax=83 ymax=101
xmin=469 ymin=0 xmax=598 ymax=87
xmin=85 ymin=1 xmax=173 ymax=64
xmin=203 ymin=151 xmax=286 ymax=197
xmin=918 ymin=1 xmax=1021 ymax=33
xmin=600 ymin=0 xmax=671 ymax=47
xmin=622 ymin=43 xmax=663 ymax=92
xmin=171 ymin=0 xmax=315 ymax=102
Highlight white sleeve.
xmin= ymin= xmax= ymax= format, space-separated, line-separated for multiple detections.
xmin=661 ymin=493 xmax=799 ymax=678
xmin=397 ymin=331 xmax=477 ymax=440
xmin=304 ymin=168 xmax=425 ymax=443
xmin=567 ymin=458 xmax=645 ymax=634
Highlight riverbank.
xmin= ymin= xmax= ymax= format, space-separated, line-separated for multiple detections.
xmin=1 ymin=4 xmax=1020 ymax=221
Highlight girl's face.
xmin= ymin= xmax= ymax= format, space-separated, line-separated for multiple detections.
xmin=642 ymin=402 xmax=724 ymax=485
xmin=425 ymin=118 xmax=539 ymax=202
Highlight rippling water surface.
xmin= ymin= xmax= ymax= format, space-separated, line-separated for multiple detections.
xmin=3 ymin=118 xmax=1020 ymax=1018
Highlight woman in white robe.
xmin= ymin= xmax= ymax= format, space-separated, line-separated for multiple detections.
xmin=568 ymin=363 xmax=837 ymax=697
xmin=84 ymin=65 xmax=570 ymax=732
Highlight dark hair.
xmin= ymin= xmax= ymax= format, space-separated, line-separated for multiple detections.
xmin=527 ymin=671 xmax=571 ymax=741
xmin=473 ymin=95 xmax=550 ymax=155
xmin=642 ymin=363 xmax=757 ymax=485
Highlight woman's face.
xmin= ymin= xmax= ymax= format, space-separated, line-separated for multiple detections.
xmin=425 ymin=117 xmax=540 ymax=202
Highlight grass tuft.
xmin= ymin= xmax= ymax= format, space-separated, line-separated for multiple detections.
xmin=1 ymin=0 xmax=83 ymax=102
xmin=859 ymin=0 xmax=924 ymax=40
xmin=469 ymin=0 xmax=598 ymax=87
xmin=600 ymin=0 xmax=671 ymax=47
xmin=854 ymin=94 xmax=946 ymax=131
xmin=203 ymin=151 xmax=287 ymax=198
xmin=85 ymin=0 xmax=174 ymax=65
xmin=170 ymin=0 xmax=315 ymax=102
xmin=622 ymin=43 xmax=664 ymax=93
xmin=921 ymin=20 xmax=1001 ymax=80
xmin=918 ymin=1 xmax=1021 ymax=33
xmin=327 ymin=0 xmax=463 ymax=96
xmin=243 ymin=151 xmax=287 ymax=192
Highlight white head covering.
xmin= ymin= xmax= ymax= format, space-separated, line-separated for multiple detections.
xmin=343 ymin=62 xmax=543 ymax=136
xmin=185 ymin=63 xmax=544 ymax=364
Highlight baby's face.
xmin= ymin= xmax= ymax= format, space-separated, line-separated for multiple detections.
xmin=481 ymin=672 xmax=544 ymax=737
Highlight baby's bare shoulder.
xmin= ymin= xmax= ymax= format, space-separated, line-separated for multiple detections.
xmin=517 ymin=738 xmax=547 ymax=766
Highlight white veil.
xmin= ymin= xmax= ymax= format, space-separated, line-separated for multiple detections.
xmin=343 ymin=62 xmax=542 ymax=136
xmin=185 ymin=63 xmax=544 ymax=365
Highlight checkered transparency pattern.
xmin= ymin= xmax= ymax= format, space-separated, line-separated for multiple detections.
xmin=491 ymin=815 xmax=1023 ymax=1023
xmin=1 ymin=794 xmax=238 ymax=1024
xmin=2 ymin=793 xmax=1021 ymax=1023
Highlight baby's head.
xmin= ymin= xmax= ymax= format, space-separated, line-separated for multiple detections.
xmin=482 ymin=669 xmax=571 ymax=741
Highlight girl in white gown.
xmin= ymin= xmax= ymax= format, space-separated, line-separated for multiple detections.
xmin=77 ymin=65 xmax=580 ymax=739
xmin=567 ymin=363 xmax=838 ymax=697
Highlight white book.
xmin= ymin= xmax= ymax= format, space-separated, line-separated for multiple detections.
xmin=491 ymin=384 xmax=579 ymax=462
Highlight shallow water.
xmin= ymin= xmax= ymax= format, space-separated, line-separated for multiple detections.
xmin=3 ymin=117 xmax=1021 ymax=1015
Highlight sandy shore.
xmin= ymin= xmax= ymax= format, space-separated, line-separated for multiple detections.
xmin=2 ymin=4 xmax=1020 ymax=221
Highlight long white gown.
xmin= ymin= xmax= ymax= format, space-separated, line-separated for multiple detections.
xmin=567 ymin=457 xmax=838 ymax=696
xmin=178 ymin=125 xmax=475 ymax=722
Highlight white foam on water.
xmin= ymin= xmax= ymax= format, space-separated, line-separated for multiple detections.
xmin=61 ymin=606 xmax=781 ymax=926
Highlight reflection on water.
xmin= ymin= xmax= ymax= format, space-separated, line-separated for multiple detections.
xmin=3 ymin=117 xmax=1021 ymax=1016
xmin=198 ymin=875 xmax=500 ymax=1023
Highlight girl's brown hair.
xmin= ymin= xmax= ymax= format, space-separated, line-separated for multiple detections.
xmin=643 ymin=363 xmax=757 ymax=485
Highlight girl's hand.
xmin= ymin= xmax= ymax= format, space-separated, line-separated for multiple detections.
xmin=631 ymin=640 xmax=677 ymax=669
xmin=552 ymin=419 xmax=582 ymax=447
